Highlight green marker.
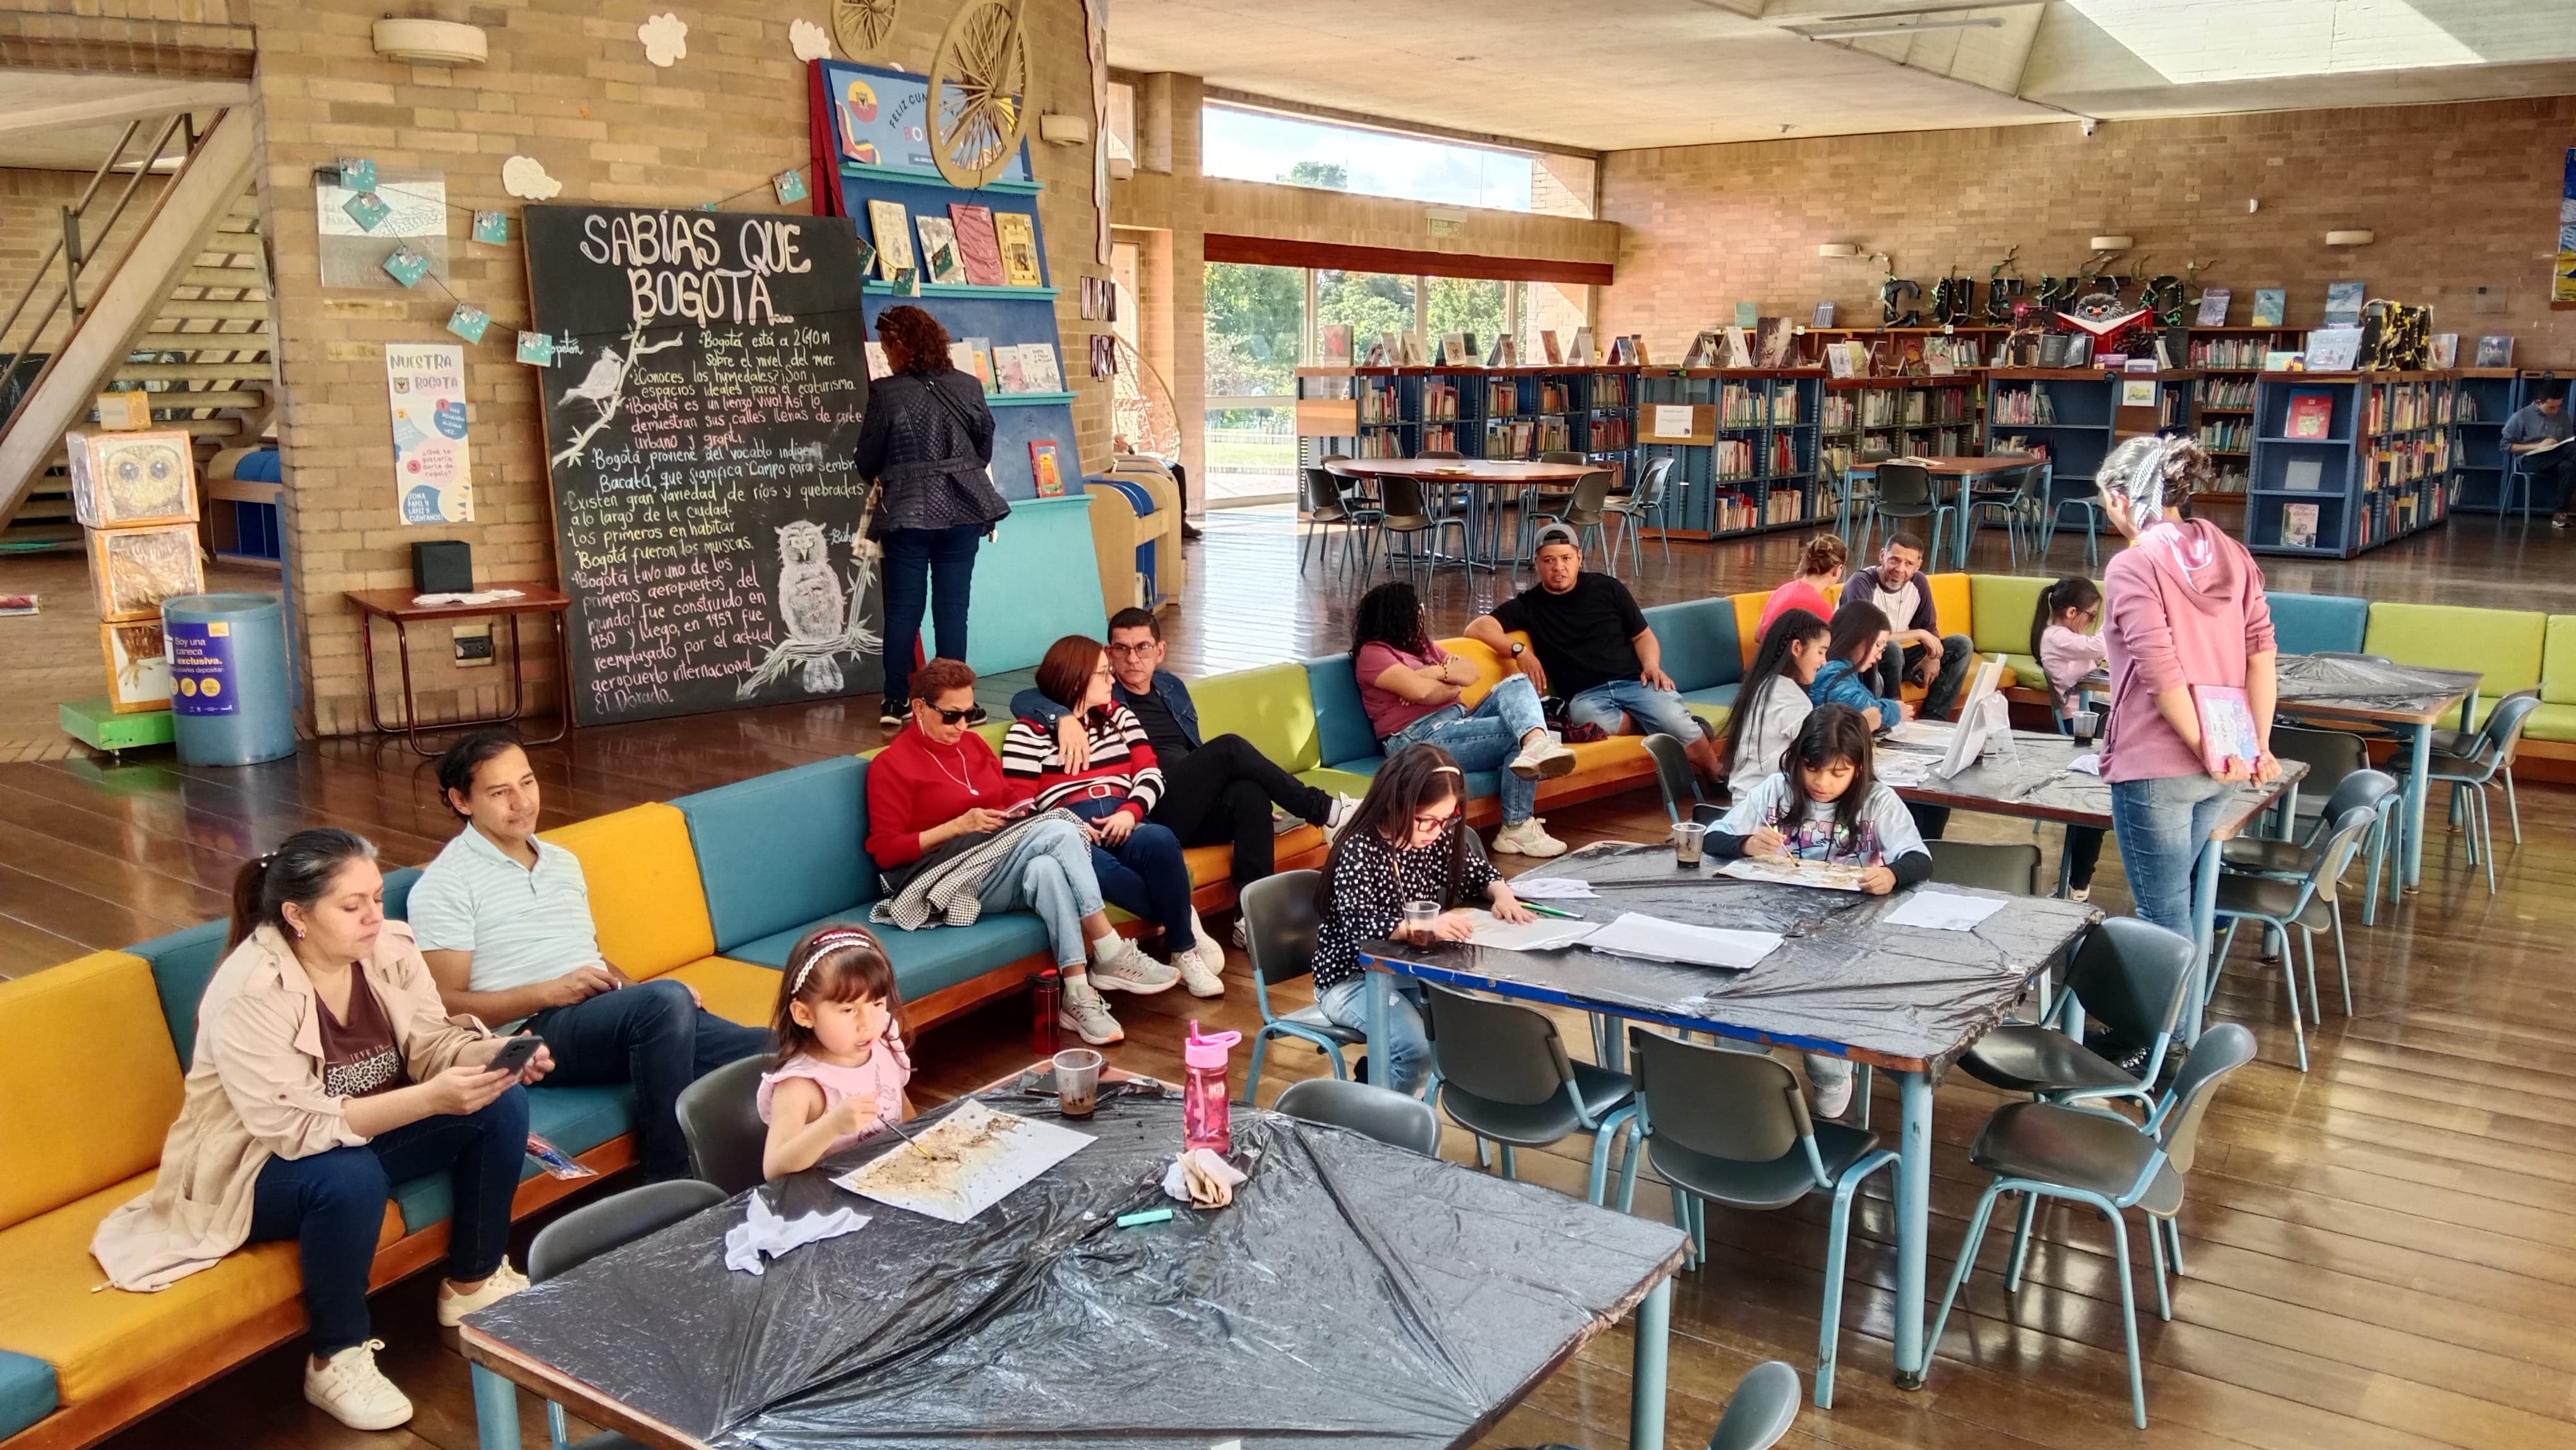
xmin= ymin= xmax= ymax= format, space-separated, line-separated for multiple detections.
xmin=1521 ymin=902 xmax=1581 ymax=920
xmin=1115 ymin=1207 xmax=1174 ymax=1228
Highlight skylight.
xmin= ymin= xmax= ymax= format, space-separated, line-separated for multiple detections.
xmin=2068 ymin=0 xmax=2481 ymax=85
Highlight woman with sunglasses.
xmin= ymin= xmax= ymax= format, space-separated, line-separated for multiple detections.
xmin=1305 ymin=744 xmax=1533 ymax=1094
xmin=864 ymin=657 xmax=1176 ymax=1046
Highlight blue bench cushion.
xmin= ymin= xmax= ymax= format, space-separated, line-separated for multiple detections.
xmin=390 ymin=1083 xmax=635 ymax=1232
xmin=381 ymin=864 xmax=421 ymax=922
xmin=0 ymin=1350 xmax=55 ymax=1440
xmin=729 ymin=913 xmax=1054 ymax=1004
xmin=2266 ymin=592 xmax=2369 ymax=657
xmin=1309 ymin=754 xmax=1503 ymax=805
xmin=1679 ymin=681 xmax=1740 ymax=722
xmin=1304 ymin=653 xmax=1380 ymax=770
xmin=131 ymin=920 xmax=229 ymax=1067
xmin=1643 ymin=599 xmax=1743 ymax=693
xmin=674 ymin=756 xmax=873 ymax=953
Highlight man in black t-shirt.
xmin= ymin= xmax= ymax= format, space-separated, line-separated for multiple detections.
xmin=1466 ymin=525 xmax=1725 ymax=786
xmin=1013 ymin=608 xmax=1356 ymax=903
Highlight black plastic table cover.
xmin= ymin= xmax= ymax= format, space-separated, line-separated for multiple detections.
xmin=1883 ymin=731 xmax=2306 ymax=830
xmin=1366 ymin=843 xmax=2099 ymax=1075
xmin=468 ymin=1084 xmax=1688 ymax=1450
xmin=2274 ymin=654 xmax=2481 ymax=716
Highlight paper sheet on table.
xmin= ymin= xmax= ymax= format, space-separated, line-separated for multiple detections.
xmin=1501 ymin=875 xmax=1598 ymax=901
xmin=1881 ymin=890 xmax=2010 ymax=932
xmin=2068 ymin=752 xmax=2103 ymax=776
xmin=1580 ymin=911 xmax=1782 ymax=970
xmin=1876 ymin=761 xmax=1931 ymax=788
xmin=1456 ymin=908 xmax=1600 ymax=952
xmin=724 ymin=1193 xmax=870 ymax=1274
xmin=833 ymin=1100 xmax=1092 ymax=1223
xmin=1718 ymin=857 xmax=1872 ymax=892
xmin=1885 ymin=719 xmax=1955 ymax=747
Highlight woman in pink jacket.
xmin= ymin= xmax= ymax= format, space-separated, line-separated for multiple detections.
xmin=2096 ymin=436 xmax=2281 ymax=932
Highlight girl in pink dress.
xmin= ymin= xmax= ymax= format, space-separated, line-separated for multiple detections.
xmin=758 ymin=925 xmax=915 ymax=1179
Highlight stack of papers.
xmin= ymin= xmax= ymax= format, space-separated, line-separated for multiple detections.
xmin=1502 ymin=876 xmax=1597 ymax=901
xmin=1719 ymin=858 xmax=1871 ymax=892
xmin=1881 ymin=890 xmax=2010 ymax=932
xmin=1581 ymin=912 xmax=1782 ymax=970
xmin=1456 ymin=908 xmax=1598 ymax=952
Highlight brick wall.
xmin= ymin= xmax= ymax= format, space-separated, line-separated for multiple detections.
xmin=248 ymin=0 xmax=1108 ymax=735
xmin=1598 ymin=97 xmax=2576 ymax=367
xmin=0 ymin=167 xmax=170 ymax=355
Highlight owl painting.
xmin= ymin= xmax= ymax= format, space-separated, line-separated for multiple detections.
xmin=775 ymin=520 xmax=847 ymax=693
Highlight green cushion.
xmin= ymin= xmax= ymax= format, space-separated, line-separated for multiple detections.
xmin=1679 ymin=683 xmax=1738 ymax=734
xmin=0 ymin=1350 xmax=54 ymax=1439
xmin=1969 ymin=573 xmax=2057 ymax=660
xmin=2523 ymin=700 xmax=2576 ymax=743
xmin=2546 ymin=616 xmax=2576 ymax=707
xmin=391 ymin=1084 xmax=635 ymax=1232
xmin=2266 ymin=592 xmax=2370 ymax=657
xmin=2364 ymin=602 xmax=2545 ymax=728
xmin=1297 ymin=766 xmax=1382 ymax=799
xmin=2001 ymin=653 xmax=2049 ymax=690
xmin=1642 ymin=599 xmax=1741 ymax=693
xmin=1192 ymin=661 xmax=1321 ymax=774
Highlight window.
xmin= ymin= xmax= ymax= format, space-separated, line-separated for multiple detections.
xmin=1204 ymin=261 xmax=1304 ymax=504
xmin=1426 ymin=277 xmax=1507 ymax=361
xmin=1314 ymin=269 xmax=1417 ymax=356
xmin=1202 ymin=103 xmax=1589 ymax=217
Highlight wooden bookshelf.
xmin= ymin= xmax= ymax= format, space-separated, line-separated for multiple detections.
xmin=2243 ymin=370 xmax=2455 ymax=558
xmin=2185 ymin=325 xmax=2304 ymax=373
xmin=1637 ymin=368 xmax=1826 ymax=541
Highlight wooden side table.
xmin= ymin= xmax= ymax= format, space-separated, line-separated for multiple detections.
xmin=343 ymin=583 xmax=575 ymax=756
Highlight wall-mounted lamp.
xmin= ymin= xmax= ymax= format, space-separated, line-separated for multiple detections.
xmin=371 ymin=18 xmax=487 ymax=64
xmin=2325 ymin=229 xmax=2375 ymax=246
xmin=2089 ymin=234 xmax=2134 ymax=251
xmin=1816 ymin=243 xmax=1860 ymax=258
xmin=1038 ymin=114 xmax=1093 ymax=146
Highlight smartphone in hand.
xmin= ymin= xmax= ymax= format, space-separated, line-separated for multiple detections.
xmin=486 ymin=1034 xmax=544 ymax=1077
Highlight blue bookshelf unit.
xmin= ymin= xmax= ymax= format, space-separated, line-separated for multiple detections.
xmin=2449 ymin=368 xmax=2526 ymax=514
xmin=1984 ymin=367 xmax=2200 ymax=534
xmin=1294 ymin=363 xmax=1640 ymax=484
xmin=1638 ymin=368 xmax=1825 ymax=539
xmin=2243 ymin=371 xmax=2455 ymax=558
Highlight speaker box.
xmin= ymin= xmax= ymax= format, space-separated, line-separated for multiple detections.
xmin=412 ymin=540 xmax=472 ymax=594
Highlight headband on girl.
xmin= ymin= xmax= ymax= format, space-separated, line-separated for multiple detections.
xmin=789 ymin=926 xmax=878 ymax=996
xmin=1432 ymin=765 xmax=1462 ymax=777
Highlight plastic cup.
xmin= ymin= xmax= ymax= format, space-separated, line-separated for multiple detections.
xmin=1402 ymin=899 xmax=1440 ymax=937
xmin=1053 ymin=1048 xmax=1103 ymax=1118
xmin=1673 ymin=821 xmax=1707 ymax=866
xmin=2072 ymin=710 xmax=2102 ymax=744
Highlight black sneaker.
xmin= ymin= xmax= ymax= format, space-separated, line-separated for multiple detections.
xmin=878 ymin=699 xmax=907 ymax=730
xmin=966 ymin=704 xmax=990 ymax=726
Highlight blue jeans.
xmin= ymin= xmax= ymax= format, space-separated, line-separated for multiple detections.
xmin=880 ymin=522 xmax=982 ymax=707
xmin=1316 ymin=978 xmax=1429 ymax=1096
xmin=2109 ymin=772 xmax=2231 ymax=934
xmin=247 ymin=1086 xmax=530 ymax=1358
xmin=1384 ymin=674 xmax=1546 ymax=824
xmin=1566 ymin=676 xmax=1703 ymax=743
xmin=1080 ymin=816 xmax=1196 ymax=950
xmin=977 ymin=817 xmax=1107 ymax=968
xmin=530 ymin=980 xmax=770 ymax=1181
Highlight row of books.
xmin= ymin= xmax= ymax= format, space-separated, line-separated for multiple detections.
xmin=1422 ymin=382 xmax=1460 ymax=422
xmin=1710 ymin=385 xmax=1804 ymax=426
xmin=1990 ymin=386 xmax=2061 ymax=426
xmin=2157 ymin=392 xmax=2193 ymax=428
xmin=2188 ymin=337 xmax=2272 ymax=369
xmin=2364 ymin=380 xmax=2452 ymax=434
xmin=1482 ymin=418 xmax=1572 ymax=456
xmin=1703 ymin=488 xmax=1807 ymax=534
xmin=2202 ymin=376 xmax=2257 ymax=410
xmin=918 ymin=339 xmax=1063 ymax=394
xmin=2363 ymin=435 xmax=2450 ymax=488
xmin=1358 ymin=382 xmax=1400 ymax=424
xmin=863 ymin=199 xmax=1041 ymax=289
xmin=2197 ymin=418 xmax=2252 ymax=453
xmin=1588 ymin=417 xmax=1633 ymax=450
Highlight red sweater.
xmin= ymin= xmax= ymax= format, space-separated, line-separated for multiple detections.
xmin=864 ymin=727 xmax=1032 ymax=868
xmin=1758 ymin=577 xmax=1836 ymax=640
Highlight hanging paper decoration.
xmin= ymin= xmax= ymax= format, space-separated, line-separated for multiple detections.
xmin=773 ymin=168 xmax=809 ymax=205
xmin=446 ymin=304 xmax=491 ymax=344
xmin=338 ymin=157 xmax=377 ymax=192
xmin=516 ymin=332 xmax=556 ymax=366
xmin=638 ymin=12 xmax=688 ymax=66
xmin=343 ymin=190 xmax=393 ymax=232
xmin=503 ymin=155 xmax=562 ymax=200
xmin=381 ymin=246 xmax=431 ymax=287
xmin=472 ymin=210 xmax=509 ymax=245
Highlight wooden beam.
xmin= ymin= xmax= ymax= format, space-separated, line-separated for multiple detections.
xmin=0 ymin=79 xmax=247 ymax=136
xmin=1203 ymin=232 xmax=1613 ymax=287
xmin=0 ymin=34 xmax=256 ymax=81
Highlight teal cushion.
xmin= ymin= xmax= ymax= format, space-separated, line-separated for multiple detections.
xmin=730 ymin=913 xmax=1053 ymax=1003
xmin=674 ymin=757 xmax=872 ymax=952
xmin=1306 ymin=753 xmax=1501 ymax=803
xmin=2266 ymin=592 xmax=2368 ymax=657
xmin=131 ymin=919 xmax=229 ymax=1067
xmin=1642 ymin=599 xmax=1742 ymax=693
xmin=381 ymin=864 xmax=420 ymax=921
xmin=392 ymin=1084 xmax=635 ymax=1232
xmin=1680 ymin=682 xmax=1741 ymax=711
xmin=1304 ymin=653 xmax=1380 ymax=769
xmin=0 ymin=1350 xmax=56 ymax=1440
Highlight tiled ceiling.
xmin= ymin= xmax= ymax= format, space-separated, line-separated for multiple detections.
xmin=1108 ymin=0 xmax=2576 ymax=152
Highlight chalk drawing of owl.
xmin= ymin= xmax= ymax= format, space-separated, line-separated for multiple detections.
xmin=775 ymin=520 xmax=847 ymax=692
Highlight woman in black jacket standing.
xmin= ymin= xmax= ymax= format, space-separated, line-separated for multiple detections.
xmin=856 ymin=305 xmax=1009 ymax=729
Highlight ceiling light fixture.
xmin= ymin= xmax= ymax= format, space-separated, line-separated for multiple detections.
xmin=1792 ymin=15 xmax=2007 ymax=40
xmin=2089 ymin=234 xmax=2134 ymax=251
xmin=2326 ymin=229 xmax=2375 ymax=246
xmin=371 ymin=18 xmax=487 ymax=64
xmin=1818 ymin=243 xmax=1861 ymax=258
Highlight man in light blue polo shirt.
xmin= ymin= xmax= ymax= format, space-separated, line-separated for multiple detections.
xmin=410 ymin=730 xmax=767 ymax=1180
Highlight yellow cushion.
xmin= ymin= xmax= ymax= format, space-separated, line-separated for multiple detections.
xmin=1183 ymin=827 xmax=1327 ymax=891
xmin=1559 ymin=736 xmax=1649 ymax=776
xmin=664 ymin=957 xmax=785 ymax=1029
xmin=1439 ymin=634 xmax=1516 ymax=707
xmin=1730 ymin=594 xmax=1767 ymax=666
xmin=540 ymin=803 xmax=713 ymax=981
xmin=0 ymin=954 xmax=181 ymax=1233
xmin=1926 ymin=571 xmax=1972 ymax=640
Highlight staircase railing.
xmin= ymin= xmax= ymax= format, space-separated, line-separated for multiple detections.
xmin=0 ymin=112 xmax=196 ymax=421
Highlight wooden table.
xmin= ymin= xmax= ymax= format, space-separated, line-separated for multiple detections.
xmin=1362 ymin=841 xmax=2098 ymax=1391
xmin=343 ymin=582 xmax=572 ymax=756
xmin=460 ymin=1082 xmax=1687 ymax=1450
xmin=1331 ymin=458 xmax=1595 ymax=575
xmin=1839 ymin=454 xmax=2039 ymax=566
xmin=2269 ymin=654 xmax=2481 ymax=890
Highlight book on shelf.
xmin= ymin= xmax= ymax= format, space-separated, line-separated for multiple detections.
xmin=1630 ymin=335 xmax=1652 ymax=366
xmin=1812 ymin=301 xmax=1835 ymax=328
xmin=1486 ymin=378 xmax=1517 ymax=416
xmin=914 ymin=215 xmax=968 ymax=284
xmin=2037 ymin=333 xmax=2070 ymax=368
xmin=2282 ymin=458 xmax=2323 ymax=491
xmin=1606 ymin=335 xmax=1638 ymax=366
xmin=1540 ymin=330 xmax=1563 ymax=366
xmin=1029 ymin=440 xmax=1066 ymax=497
xmin=2281 ymin=501 xmax=2320 ymax=549
xmin=1485 ymin=333 xmax=1517 ymax=368
xmin=2323 ymin=281 xmax=2365 ymax=327
xmin=867 ymin=200 xmax=914 ymax=280
xmin=993 ymin=212 xmax=1044 ymax=286
xmin=1724 ymin=326 xmax=1755 ymax=368
xmin=1399 ymin=333 xmax=1428 ymax=366
xmin=2195 ymin=289 xmax=2231 ymax=327
xmin=2474 ymin=335 xmax=2514 ymax=367
xmin=2251 ymin=289 xmax=2286 ymax=327
xmin=1439 ymin=332 xmax=1474 ymax=366
xmin=1364 ymin=331 xmax=1397 ymax=366
xmin=1681 ymin=331 xmax=1720 ymax=368
xmin=2264 ymin=350 xmax=2303 ymax=371
xmin=2285 ymin=391 xmax=2334 ymax=440
xmin=2428 ymin=333 xmax=2457 ymax=368
xmin=1020 ymin=342 xmax=1063 ymax=392
xmin=947 ymin=204 xmax=1006 ymax=286
xmin=1755 ymin=318 xmax=1791 ymax=367
xmin=2305 ymin=327 xmax=2362 ymax=372
xmin=1318 ymin=323 xmax=1353 ymax=364
xmin=994 ymin=344 xmax=1030 ymax=393
xmin=1570 ymin=327 xmax=1594 ymax=365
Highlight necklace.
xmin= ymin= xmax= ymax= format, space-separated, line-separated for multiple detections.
xmin=922 ymin=736 xmax=981 ymax=797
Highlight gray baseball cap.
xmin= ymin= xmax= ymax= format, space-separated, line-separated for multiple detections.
xmin=1532 ymin=522 xmax=1583 ymax=553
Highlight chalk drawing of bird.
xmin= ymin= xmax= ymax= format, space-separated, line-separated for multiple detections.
xmin=558 ymin=348 xmax=626 ymax=416
xmin=775 ymin=520 xmax=847 ymax=693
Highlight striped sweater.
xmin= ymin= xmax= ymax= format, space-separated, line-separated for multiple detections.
xmin=1000 ymin=704 xmax=1165 ymax=820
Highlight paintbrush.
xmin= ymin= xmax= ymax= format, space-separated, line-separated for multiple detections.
xmin=882 ymin=1115 xmax=946 ymax=1160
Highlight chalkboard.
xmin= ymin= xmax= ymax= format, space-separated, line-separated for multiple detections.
xmin=523 ymin=203 xmax=882 ymax=727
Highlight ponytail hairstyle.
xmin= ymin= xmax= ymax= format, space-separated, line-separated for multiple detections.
xmin=771 ymin=924 xmax=908 ymax=1070
xmin=1782 ymin=705 xmax=1879 ymax=846
xmin=229 ymin=829 xmax=379 ymax=950
xmin=1795 ymin=532 xmax=1847 ymax=582
xmin=1314 ymin=743 xmax=1475 ymax=915
xmin=1723 ymin=607 xmax=1828 ymax=777
xmin=2029 ymin=575 xmax=2103 ymax=662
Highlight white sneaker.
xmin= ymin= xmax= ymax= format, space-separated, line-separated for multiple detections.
xmin=1492 ymin=817 xmax=1568 ymax=858
xmin=1058 ymin=980 xmax=1124 ymax=1044
xmin=304 ymin=1340 xmax=414 ymax=1431
xmin=2069 ymin=885 xmax=2092 ymax=903
xmin=1321 ymin=793 xmax=1362 ymax=841
xmin=436 ymin=1261 xmax=528 ymax=1326
xmin=1089 ymin=935 xmax=1181 ymax=993
xmin=1508 ymin=739 xmax=1579 ymax=781
xmin=1811 ymin=1073 xmax=1855 ymax=1120
xmin=1174 ymin=942 xmax=1225 ymax=997
xmin=1230 ymin=915 xmax=1249 ymax=950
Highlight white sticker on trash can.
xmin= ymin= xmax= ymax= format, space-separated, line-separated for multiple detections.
xmin=168 ymin=620 xmax=238 ymax=716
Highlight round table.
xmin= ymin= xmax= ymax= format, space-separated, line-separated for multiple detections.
xmin=1328 ymin=458 xmax=1598 ymax=573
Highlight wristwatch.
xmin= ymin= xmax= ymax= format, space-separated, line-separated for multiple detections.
xmin=1508 ymin=642 xmax=1525 ymax=657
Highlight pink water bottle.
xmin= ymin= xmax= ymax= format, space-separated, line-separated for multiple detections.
xmin=1183 ymin=1021 xmax=1242 ymax=1155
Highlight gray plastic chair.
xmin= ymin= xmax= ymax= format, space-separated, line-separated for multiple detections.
xmin=1959 ymin=463 xmax=2045 ymax=568
xmin=2397 ymin=692 xmax=2541 ymax=893
xmin=2221 ymin=765 xmax=2397 ymax=924
xmin=526 ymin=1179 xmax=727 ymax=1450
xmin=2431 ymin=686 xmax=2537 ymax=845
xmin=1927 ymin=1023 xmax=2259 ymax=1429
xmin=1421 ymin=981 xmax=1636 ymax=1204
xmin=676 ymin=1055 xmax=769 ymax=1194
xmin=1606 ymin=455 xmax=1678 ymax=573
xmin=1643 ymin=731 xmax=1720 ymax=826
xmin=1374 ymin=474 xmax=1469 ymax=584
xmin=1275 ymin=1076 xmax=1441 ymax=1157
xmin=2210 ymin=801 xmax=2383 ymax=1070
xmin=1708 ymin=1359 xmax=1801 ymax=1450
xmin=1925 ymin=839 xmax=2041 ymax=895
xmin=1959 ymin=916 xmax=2197 ymax=1111
xmin=1302 ymin=458 xmax=1371 ymax=575
xmin=1237 ymin=870 xmax=1360 ymax=1103
xmin=1866 ymin=461 xmax=1950 ymax=570
xmin=1615 ymin=1028 xmax=1893 ymax=1410
xmin=1520 ymin=468 xmax=1615 ymax=574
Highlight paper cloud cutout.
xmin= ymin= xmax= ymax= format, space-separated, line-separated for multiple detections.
xmin=639 ymin=12 xmax=689 ymax=66
xmin=502 ymin=155 xmax=562 ymax=200
xmin=790 ymin=18 xmax=831 ymax=61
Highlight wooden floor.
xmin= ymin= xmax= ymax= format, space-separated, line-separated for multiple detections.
xmin=12 ymin=508 xmax=2576 ymax=1450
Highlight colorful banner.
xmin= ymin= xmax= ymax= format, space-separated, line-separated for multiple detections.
xmin=386 ymin=342 xmax=474 ymax=523
xmin=2556 ymin=148 xmax=2576 ymax=303
xmin=167 ymin=618 xmax=238 ymax=716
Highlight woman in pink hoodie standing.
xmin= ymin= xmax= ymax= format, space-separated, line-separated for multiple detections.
xmin=2096 ymin=436 xmax=2281 ymax=932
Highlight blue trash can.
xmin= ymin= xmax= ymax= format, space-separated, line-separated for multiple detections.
xmin=162 ymin=592 xmax=297 ymax=765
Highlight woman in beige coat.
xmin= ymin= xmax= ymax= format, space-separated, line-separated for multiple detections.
xmin=90 ymin=829 xmax=553 ymax=1431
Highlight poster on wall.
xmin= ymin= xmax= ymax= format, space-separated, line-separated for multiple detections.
xmin=317 ymin=169 xmax=449 ymax=289
xmin=823 ymin=64 xmax=1032 ymax=185
xmin=2557 ymin=148 xmax=2576 ymax=303
xmin=385 ymin=343 xmax=474 ymax=523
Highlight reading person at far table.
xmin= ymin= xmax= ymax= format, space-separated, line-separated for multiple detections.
xmin=2501 ymin=378 xmax=2573 ymax=529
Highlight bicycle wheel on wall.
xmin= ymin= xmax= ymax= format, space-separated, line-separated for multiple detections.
xmin=928 ymin=0 xmax=1029 ymax=190
xmin=831 ymin=0 xmax=898 ymax=61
